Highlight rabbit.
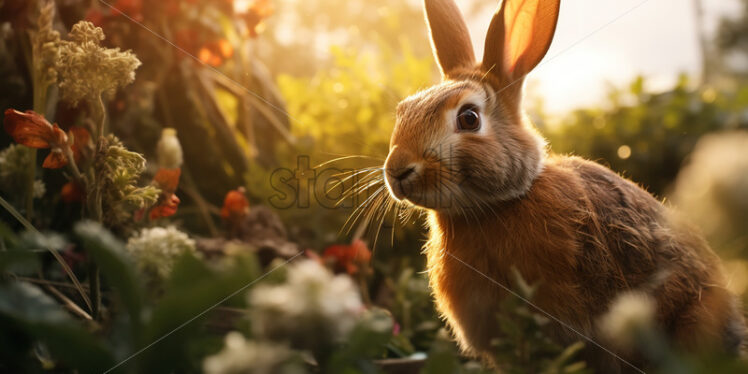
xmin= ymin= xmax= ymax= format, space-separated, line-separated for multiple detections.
xmin=382 ymin=0 xmax=746 ymax=372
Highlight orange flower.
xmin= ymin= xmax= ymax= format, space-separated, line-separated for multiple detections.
xmin=4 ymin=109 xmax=67 ymax=149
xmin=3 ymin=109 xmax=73 ymax=169
xmin=61 ymin=181 xmax=84 ymax=203
xmin=221 ymin=187 xmax=250 ymax=222
xmin=323 ymin=239 xmax=372 ymax=275
xmin=42 ymin=149 xmax=68 ymax=169
xmin=144 ymin=166 xmax=182 ymax=220
xmin=149 ymin=193 xmax=180 ymax=219
xmin=198 ymin=39 xmax=234 ymax=67
xmin=153 ymin=168 xmax=181 ymax=194
xmin=44 ymin=125 xmax=91 ymax=169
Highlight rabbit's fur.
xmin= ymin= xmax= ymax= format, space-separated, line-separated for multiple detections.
xmin=383 ymin=0 xmax=746 ymax=372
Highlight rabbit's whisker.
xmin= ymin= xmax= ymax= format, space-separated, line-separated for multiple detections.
xmin=314 ymin=155 xmax=385 ymax=169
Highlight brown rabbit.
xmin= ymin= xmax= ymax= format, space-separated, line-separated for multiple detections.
xmin=382 ymin=0 xmax=746 ymax=372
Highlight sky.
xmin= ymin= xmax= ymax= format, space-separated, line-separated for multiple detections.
xmin=459 ymin=0 xmax=743 ymax=114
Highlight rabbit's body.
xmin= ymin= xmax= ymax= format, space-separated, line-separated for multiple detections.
xmin=425 ymin=155 xmax=744 ymax=371
xmin=383 ymin=0 xmax=745 ymax=371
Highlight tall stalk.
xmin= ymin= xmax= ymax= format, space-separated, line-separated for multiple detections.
xmin=86 ymin=94 xmax=107 ymax=319
xmin=26 ymin=39 xmax=48 ymax=222
xmin=25 ymin=83 xmax=45 ymax=220
xmin=26 ymin=0 xmax=60 ymax=220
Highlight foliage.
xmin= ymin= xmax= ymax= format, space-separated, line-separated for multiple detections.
xmin=718 ymin=0 xmax=748 ymax=59
xmin=236 ymin=42 xmax=435 ymax=251
xmin=279 ymin=45 xmax=433 ymax=156
xmin=540 ymin=75 xmax=748 ymax=196
xmin=95 ymin=134 xmax=160 ymax=228
xmin=490 ymin=276 xmax=589 ymax=374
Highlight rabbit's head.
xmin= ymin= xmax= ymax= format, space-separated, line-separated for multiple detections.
xmin=384 ymin=0 xmax=560 ymax=213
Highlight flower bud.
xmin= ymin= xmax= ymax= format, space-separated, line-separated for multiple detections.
xmin=156 ymin=128 xmax=183 ymax=169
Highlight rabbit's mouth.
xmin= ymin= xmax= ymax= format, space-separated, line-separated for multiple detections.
xmin=384 ymin=163 xmax=462 ymax=211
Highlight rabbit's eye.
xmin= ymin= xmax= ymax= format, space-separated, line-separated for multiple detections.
xmin=456 ymin=105 xmax=480 ymax=132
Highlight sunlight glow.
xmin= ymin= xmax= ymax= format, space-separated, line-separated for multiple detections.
xmin=234 ymin=0 xmax=251 ymax=13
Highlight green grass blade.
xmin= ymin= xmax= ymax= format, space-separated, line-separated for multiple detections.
xmin=0 ymin=194 xmax=93 ymax=313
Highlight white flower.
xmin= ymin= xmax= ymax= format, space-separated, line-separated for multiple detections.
xmin=125 ymin=226 xmax=196 ymax=279
xmin=248 ymin=260 xmax=363 ymax=349
xmin=671 ymin=131 xmax=748 ymax=256
xmin=599 ymin=292 xmax=656 ymax=349
xmin=203 ymin=332 xmax=305 ymax=374
xmin=57 ymin=21 xmax=141 ymax=105
xmin=33 ymin=180 xmax=46 ymax=199
xmin=156 ymin=128 xmax=183 ymax=169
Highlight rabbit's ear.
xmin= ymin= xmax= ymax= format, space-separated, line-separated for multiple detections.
xmin=424 ymin=0 xmax=476 ymax=77
xmin=482 ymin=0 xmax=560 ymax=81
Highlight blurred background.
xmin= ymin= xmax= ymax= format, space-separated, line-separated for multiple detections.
xmin=0 ymin=0 xmax=746 ymax=372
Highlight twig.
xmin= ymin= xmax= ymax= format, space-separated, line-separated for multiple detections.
xmin=43 ymin=284 xmax=93 ymax=321
xmin=179 ymin=169 xmax=220 ymax=236
xmin=89 ymin=262 xmax=100 ymax=319
xmin=12 ymin=276 xmax=90 ymax=291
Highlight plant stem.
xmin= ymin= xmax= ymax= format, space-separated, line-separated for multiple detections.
xmin=93 ymin=95 xmax=106 ymax=138
xmin=24 ymin=148 xmax=37 ymax=221
xmin=87 ymin=141 xmax=103 ymax=320
xmin=85 ymin=94 xmax=107 ymax=320
xmin=26 ymin=75 xmax=48 ymax=221
xmin=62 ymin=146 xmax=85 ymax=185
xmin=88 ymin=261 xmax=100 ymax=319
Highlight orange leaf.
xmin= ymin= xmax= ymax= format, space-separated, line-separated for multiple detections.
xmin=3 ymin=109 xmax=67 ymax=149
xmin=42 ymin=149 xmax=68 ymax=169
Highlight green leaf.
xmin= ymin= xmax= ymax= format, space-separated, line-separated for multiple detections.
xmin=420 ymin=330 xmax=462 ymax=374
xmin=136 ymin=253 xmax=260 ymax=373
xmin=0 ymin=220 xmax=18 ymax=247
xmin=163 ymin=252 xmax=213 ymax=292
xmin=0 ymin=195 xmax=92 ymax=312
xmin=73 ymin=221 xmax=143 ymax=326
xmin=0 ymin=248 xmax=40 ymax=275
xmin=0 ymin=282 xmax=115 ymax=373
